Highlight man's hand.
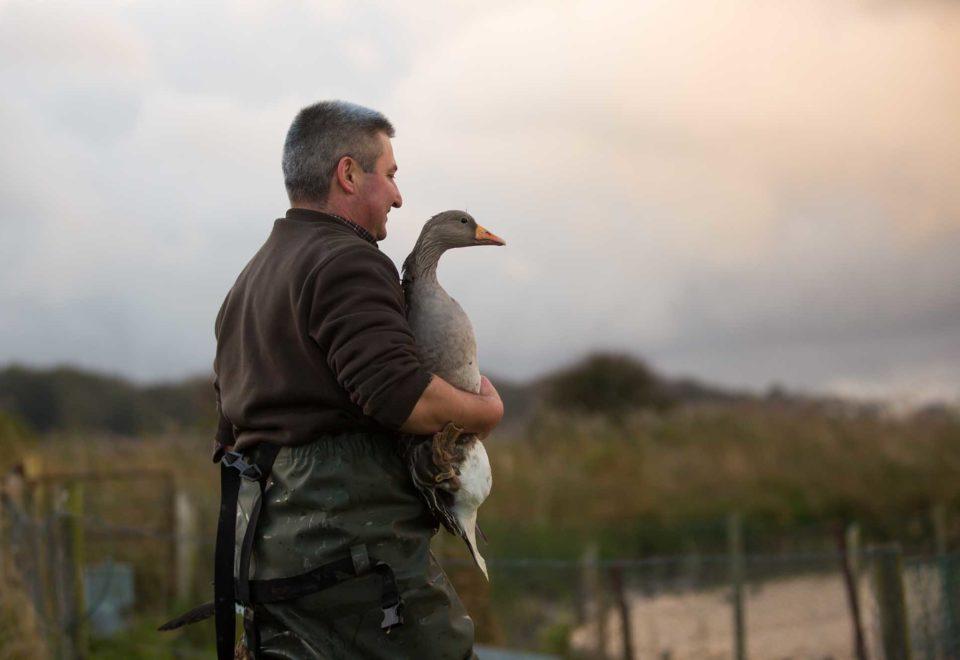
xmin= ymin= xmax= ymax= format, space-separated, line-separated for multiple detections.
xmin=476 ymin=375 xmax=503 ymax=440
xmin=400 ymin=373 xmax=504 ymax=436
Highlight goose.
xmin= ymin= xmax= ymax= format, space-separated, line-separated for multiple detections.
xmin=400 ymin=210 xmax=505 ymax=580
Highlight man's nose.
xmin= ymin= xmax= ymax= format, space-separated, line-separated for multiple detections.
xmin=393 ymin=189 xmax=402 ymax=209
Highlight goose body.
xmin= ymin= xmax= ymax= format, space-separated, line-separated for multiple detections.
xmin=407 ymin=276 xmax=481 ymax=393
xmin=401 ymin=210 xmax=505 ymax=579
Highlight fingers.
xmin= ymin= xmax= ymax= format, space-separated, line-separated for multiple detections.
xmin=479 ymin=375 xmax=492 ymax=394
xmin=479 ymin=374 xmax=499 ymax=398
xmin=477 ymin=375 xmax=504 ymax=431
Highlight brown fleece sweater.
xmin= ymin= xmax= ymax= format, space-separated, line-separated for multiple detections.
xmin=213 ymin=208 xmax=432 ymax=451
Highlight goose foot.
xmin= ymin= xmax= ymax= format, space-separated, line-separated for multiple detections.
xmin=430 ymin=422 xmax=466 ymax=491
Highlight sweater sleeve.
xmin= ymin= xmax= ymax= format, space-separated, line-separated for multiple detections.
xmin=307 ymin=246 xmax=433 ymax=429
xmin=212 ymin=298 xmax=235 ymax=454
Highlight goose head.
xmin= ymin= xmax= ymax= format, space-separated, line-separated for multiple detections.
xmin=404 ymin=210 xmax=506 ymax=281
xmin=419 ymin=210 xmax=506 ymax=251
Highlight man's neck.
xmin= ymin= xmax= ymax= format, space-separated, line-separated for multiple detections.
xmin=290 ymin=201 xmax=377 ymax=244
xmin=292 ymin=200 xmax=375 ymax=236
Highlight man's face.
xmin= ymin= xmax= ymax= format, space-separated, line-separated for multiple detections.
xmin=357 ymin=132 xmax=402 ymax=241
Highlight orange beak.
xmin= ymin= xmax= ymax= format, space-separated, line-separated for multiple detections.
xmin=475 ymin=225 xmax=506 ymax=246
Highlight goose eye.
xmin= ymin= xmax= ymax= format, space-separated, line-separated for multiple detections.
xmin=460 ymin=218 xmax=468 ymax=224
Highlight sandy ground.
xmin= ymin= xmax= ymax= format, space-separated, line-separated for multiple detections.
xmin=570 ymin=571 xmax=890 ymax=659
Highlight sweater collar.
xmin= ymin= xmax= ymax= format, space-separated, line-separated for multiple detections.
xmin=284 ymin=208 xmax=378 ymax=246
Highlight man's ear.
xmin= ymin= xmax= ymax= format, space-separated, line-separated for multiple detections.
xmin=334 ymin=155 xmax=360 ymax=195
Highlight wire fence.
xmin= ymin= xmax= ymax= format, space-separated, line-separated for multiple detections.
xmin=3 ymin=470 xmax=960 ymax=659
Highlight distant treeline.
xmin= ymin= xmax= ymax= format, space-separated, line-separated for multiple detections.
xmin=0 ymin=365 xmax=217 ymax=435
xmin=0 ymin=354 xmax=725 ymax=436
xmin=3 ymin=356 xmax=959 ymax=560
xmin=0 ymin=354 xmax=951 ymax=437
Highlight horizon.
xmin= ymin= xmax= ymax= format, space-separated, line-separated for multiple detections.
xmin=2 ymin=354 xmax=954 ymax=412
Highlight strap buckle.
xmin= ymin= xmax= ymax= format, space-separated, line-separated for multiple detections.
xmin=381 ymin=602 xmax=404 ymax=632
xmin=372 ymin=561 xmax=404 ymax=632
xmin=222 ymin=450 xmax=263 ymax=481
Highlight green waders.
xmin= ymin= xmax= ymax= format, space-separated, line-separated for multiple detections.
xmin=235 ymin=431 xmax=477 ymax=659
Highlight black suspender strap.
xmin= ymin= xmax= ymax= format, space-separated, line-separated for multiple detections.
xmin=213 ymin=457 xmax=241 ymax=660
xmin=213 ymin=444 xmax=281 ymax=660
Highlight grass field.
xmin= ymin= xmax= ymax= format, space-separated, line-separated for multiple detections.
xmin=1 ymin=396 xmax=957 ymax=656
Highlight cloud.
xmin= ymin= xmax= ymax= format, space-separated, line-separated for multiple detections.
xmin=0 ymin=0 xmax=958 ymax=402
xmin=382 ymin=0 xmax=960 ymax=394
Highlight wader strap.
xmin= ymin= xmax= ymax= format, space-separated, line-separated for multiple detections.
xmin=214 ymin=443 xmax=281 ymax=660
xmin=236 ymin=444 xmax=281 ymax=604
xmin=239 ymin=556 xmax=404 ymax=631
xmin=214 ymin=460 xmax=241 ymax=660
xmin=160 ymin=552 xmax=405 ymax=634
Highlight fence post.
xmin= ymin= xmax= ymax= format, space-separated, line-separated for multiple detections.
xmin=0 ymin=480 xmax=5 ymax=583
xmin=163 ymin=473 xmax=178 ymax=609
xmin=48 ymin=486 xmax=70 ymax=659
xmin=582 ymin=542 xmax=607 ymax=658
xmin=175 ymin=487 xmax=198 ymax=604
xmin=610 ymin=564 xmax=635 ymax=660
xmin=838 ymin=522 xmax=868 ymax=660
xmin=934 ymin=504 xmax=947 ymax=558
xmin=728 ymin=512 xmax=747 ymax=660
xmin=27 ymin=456 xmax=67 ymax=657
xmin=64 ymin=481 xmax=88 ymax=659
xmin=873 ymin=543 xmax=911 ymax=660
xmin=933 ymin=504 xmax=960 ymax=657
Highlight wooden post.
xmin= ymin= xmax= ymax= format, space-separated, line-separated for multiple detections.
xmin=27 ymin=457 xmax=65 ymax=657
xmin=582 ymin=542 xmax=607 ymax=658
xmin=0 ymin=482 xmax=5 ymax=583
xmin=48 ymin=487 xmax=68 ymax=659
xmin=933 ymin=504 xmax=947 ymax=558
xmin=64 ymin=481 xmax=87 ymax=659
xmin=838 ymin=522 xmax=868 ymax=660
xmin=175 ymin=487 xmax=198 ymax=604
xmin=163 ymin=473 xmax=177 ymax=609
xmin=21 ymin=456 xmax=44 ymax=605
xmin=872 ymin=543 xmax=912 ymax=660
xmin=728 ymin=512 xmax=747 ymax=660
xmin=610 ymin=565 xmax=635 ymax=660
xmin=933 ymin=504 xmax=960 ymax=658
xmin=943 ymin=557 xmax=960 ymax=660
xmin=847 ymin=523 xmax=862 ymax=581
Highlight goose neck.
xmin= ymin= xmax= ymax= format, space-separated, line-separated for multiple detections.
xmin=410 ymin=237 xmax=446 ymax=281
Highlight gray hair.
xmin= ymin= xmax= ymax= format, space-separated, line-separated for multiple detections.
xmin=282 ymin=100 xmax=395 ymax=204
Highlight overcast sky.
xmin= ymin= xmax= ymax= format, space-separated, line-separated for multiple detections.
xmin=1 ymin=0 xmax=958 ymax=405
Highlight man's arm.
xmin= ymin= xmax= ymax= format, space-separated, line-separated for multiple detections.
xmin=310 ymin=246 xmax=474 ymax=431
xmin=400 ymin=374 xmax=503 ymax=436
xmin=212 ymin=301 xmax=235 ymax=458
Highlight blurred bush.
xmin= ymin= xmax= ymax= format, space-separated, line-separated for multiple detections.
xmin=541 ymin=352 xmax=674 ymax=418
xmin=0 ymin=365 xmax=217 ymax=436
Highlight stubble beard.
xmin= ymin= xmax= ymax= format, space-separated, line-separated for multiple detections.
xmin=378 ymin=211 xmax=389 ymax=240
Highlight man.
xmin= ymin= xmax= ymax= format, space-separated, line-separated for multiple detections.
xmin=212 ymin=101 xmax=503 ymax=658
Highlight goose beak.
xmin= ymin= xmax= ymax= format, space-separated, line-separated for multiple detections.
xmin=475 ymin=225 xmax=506 ymax=246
